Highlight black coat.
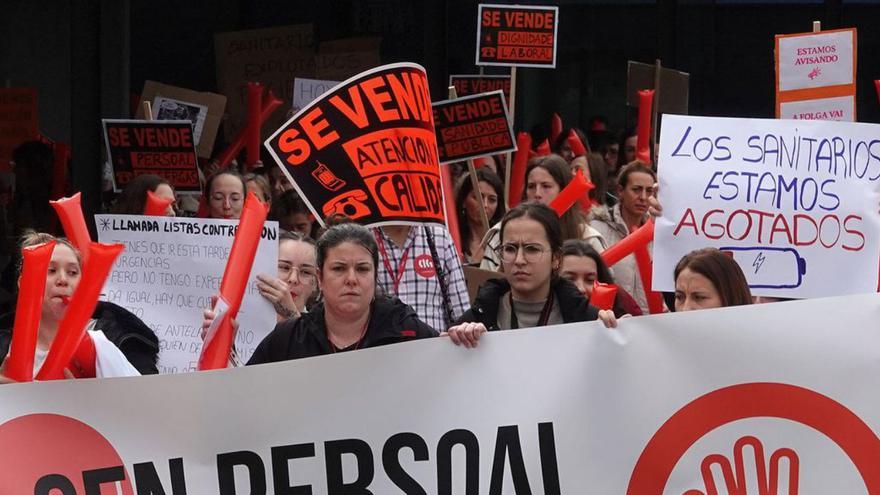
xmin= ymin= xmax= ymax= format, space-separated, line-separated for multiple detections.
xmin=0 ymin=301 xmax=160 ymax=375
xmin=247 ymin=296 xmax=438 ymax=364
xmin=458 ymin=277 xmax=599 ymax=330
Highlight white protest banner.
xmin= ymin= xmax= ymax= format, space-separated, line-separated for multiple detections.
xmin=1 ymin=294 xmax=879 ymax=493
xmin=654 ymin=114 xmax=880 ymax=298
xmin=291 ymin=77 xmax=339 ymax=114
xmin=96 ymin=215 xmax=279 ymax=373
xmin=780 ymin=94 xmax=855 ymax=121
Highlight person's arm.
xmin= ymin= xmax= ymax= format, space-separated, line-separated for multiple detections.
xmin=444 ymin=322 xmax=487 ymax=348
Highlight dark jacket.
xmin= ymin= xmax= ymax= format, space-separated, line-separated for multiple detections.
xmin=458 ymin=277 xmax=599 ymax=330
xmin=247 ymin=296 xmax=438 ymax=364
xmin=0 ymin=301 xmax=160 ymax=375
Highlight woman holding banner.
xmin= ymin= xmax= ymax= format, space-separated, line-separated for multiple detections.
xmin=455 ymin=168 xmax=505 ymax=265
xmin=481 ymin=155 xmax=606 ymax=270
xmin=240 ymin=223 xmax=437 ymax=362
xmin=448 ymin=204 xmax=613 ymax=346
xmin=0 ymin=233 xmax=152 ymax=382
xmin=205 ymin=170 xmax=247 ymax=220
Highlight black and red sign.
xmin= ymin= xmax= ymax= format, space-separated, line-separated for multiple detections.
xmin=449 ymin=74 xmax=512 ymax=105
xmin=265 ymin=63 xmax=445 ymax=227
xmin=476 ymin=4 xmax=559 ymax=68
xmin=102 ymin=120 xmax=200 ymax=192
xmin=432 ymin=90 xmax=515 ymax=164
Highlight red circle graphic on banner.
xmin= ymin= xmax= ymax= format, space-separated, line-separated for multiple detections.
xmin=626 ymin=382 xmax=880 ymax=493
xmin=0 ymin=413 xmax=134 ymax=494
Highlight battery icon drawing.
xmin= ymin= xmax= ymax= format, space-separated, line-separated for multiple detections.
xmin=719 ymin=246 xmax=807 ymax=289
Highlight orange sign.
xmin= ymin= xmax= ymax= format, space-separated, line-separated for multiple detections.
xmin=476 ymin=4 xmax=558 ymax=68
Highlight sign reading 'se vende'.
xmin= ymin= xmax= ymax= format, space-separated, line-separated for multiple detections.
xmin=476 ymin=4 xmax=558 ymax=68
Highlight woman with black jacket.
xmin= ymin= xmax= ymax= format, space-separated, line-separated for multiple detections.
xmin=448 ymin=203 xmax=614 ymax=348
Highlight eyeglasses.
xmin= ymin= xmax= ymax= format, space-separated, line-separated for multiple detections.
xmin=494 ymin=243 xmax=549 ymax=263
xmin=279 ymin=264 xmax=317 ymax=284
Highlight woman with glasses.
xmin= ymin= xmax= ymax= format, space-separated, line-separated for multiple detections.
xmin=256 ymin=231 xmax=318 ymax=322
xmin=447 ymin=203 xmax=613 ymax=347
xmin=205 ymin=170 xmax=247 ymax=219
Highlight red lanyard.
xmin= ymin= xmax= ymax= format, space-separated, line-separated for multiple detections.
xmin=375 ymin=230 xmax=412 ymax=295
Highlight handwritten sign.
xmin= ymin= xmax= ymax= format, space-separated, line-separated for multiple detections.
xmin=432 ymin=90 xmax=515 ymax=164
xmin=780 ymin=95 xmax=855 ymax=122
xmin=265 ymin=63 xmax=445 ymax=228
xmin=775 ymin=28 xmax=857 ymax=121
xmin=449 ymin=74 xmax=511 ymax=105
xmin=292 ymin=77 xmax=339 ymax=114
xmin=0 ymin=88 xmax=38 ymax=170
xmin=102 ymin=120 xmax=200 ymax=192
xmin=654 ymin=114 xmax=880 ymax=298
xmin=96 ymin=215 xmax=279 ymax=373
xmin=137 ymin=80 xmax=227 ymax=158
xmin=476 ymin=4 xmax=558 ymax=68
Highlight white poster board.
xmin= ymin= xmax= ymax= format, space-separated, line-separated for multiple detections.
xmin=1 ymin=294 xmax=879 ymax=492
xmin=779 ymin=94 xmax=855 ymax=121
xmin=152 ymin=96 xmax=209 ymax=145
xmin=96 ymin=215 xmax=279 ymax=373
xmin=291 ymin=77 xmax=339 ymax=114
xmin=777 ymin=29 xmax=855 ymax=92
xmin=654 ymin=114 xmax=880 ymax=298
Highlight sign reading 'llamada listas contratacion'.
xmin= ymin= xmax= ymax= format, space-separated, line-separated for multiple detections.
xmin=476 ymin=4 xmax=559 ymax=68
xmin=265 ymin=63 xmax=445 ymax=228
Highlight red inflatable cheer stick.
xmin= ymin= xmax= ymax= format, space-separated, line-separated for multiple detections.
xmin=636 ymin=89 xmax=655 ymax=164
xmin=550 ymin=169 xmax=595 ymax=217
xmin=144 ymin=190 xmax=173 ymax=216
xmin=50 ymin=193 xmax=92 ymax=266
xmin=199 ymin=192 xmax=269 ymax=370
xmin=634 ymin=244 xmax=664 ymax=314
xmin=36 ymin=242 xmax=124 ymax=380
xmin=567 ymin=129 xmax=588 ymax=158
xmin=508 ymin=132 xmax=532 ymax=208
xmin=535 ymin=139 xmax=551 ymax=157
xmin=590 ymin=281 xmax=618 ymax=311
xmin=50 ymin=142 xmax=69 ymax=201
xmin=246 ymin=82 xmax=263 ymax=169
xmin=70 ymin=331 xmax=97 ymax=378
xmin=601 ymin=218 xmax=654 ymax=267
xmin=213 ymin=89 xmax=283 ymax=171
xmin=550 ymin=113 xmax=563 ymax=143
xmin=4 ymin=241 xmax=56 ymax=382
xmin=441 ymin=164 xmax=463 ymax=258
xmin=875 ymin=80 xmax=880 ymax=106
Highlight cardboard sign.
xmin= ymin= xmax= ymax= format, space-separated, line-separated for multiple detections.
xmin=137 ymin=81 xmax=227 ymax=159
xmin=214 ymin=24 xmax=316 ymax=142
xmin=775 ymin=28 xmax=857 ymax=120
xmin=292 ymin=77 xmax=340 ymax=114
xmin=449 ymin=74 xmax=512 ymax=105
xmin=626 ymin=61 xmax=690 ymax=115
xmin=0 ymin=88 xmax=38 ymax=170
xmin=463 ymin=265 xmax=503 ymax=303
xmin=654 ymin=114 xmax=880 ymax=298
xmin=3 ymin=293 xmax=880 ymax=492
xmin=265 ymin=63 xmax=445 ymax=228
xmin=313 ymin=37 xmax=382 ymax=80
xmin=96 ymin=215 xmax=278 ymax=373
xmin=432 ymin=90 xmax=515 ymax=164
xmin=102 ymin=120 xmax=200 ymax=192
xmin=476 ymin=4 xmax=559 ymax=68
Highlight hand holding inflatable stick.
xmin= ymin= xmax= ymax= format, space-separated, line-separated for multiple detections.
xmin=50 ymin=193 xmax=92 ymax=266
xmin=144 ymin=190 xmax=173 ymax=216
xmin=636 ymin=90 xmax=655 ymax=164
xmin=199 ymin=192 xmax=269 ymax=370
xmin=590 ymin=281 xmax=618 ymax=311
xmin=35 ymin=243 xmax=125 ymax=380
xmin=3 ymin=242 xmax=56 ymax=382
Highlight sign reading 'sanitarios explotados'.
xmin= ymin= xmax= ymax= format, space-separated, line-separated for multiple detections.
xmin=265 ymin=63 xmax=445 ymax=228
xmin=654 ymin=115 xmax=880 ymax=298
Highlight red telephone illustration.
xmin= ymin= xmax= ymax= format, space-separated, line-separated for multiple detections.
xmin=322 ymin=189 xmax=371 ymax=220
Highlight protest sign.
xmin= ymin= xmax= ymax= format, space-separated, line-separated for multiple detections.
xmin=313 ymin=37 xmax=381 ymax=80
xmin=137 ymin=81 xmax=227 ymax=158
xmin=265 ymin=63 xmax=445 ymax=228
xmin=476 ymin=4 xmax=559 ymax=68
xmin=780 ymin=94 xmax=855 ymax=121
xmin=654 ymin=114 xmax=880 ymax=298
xmin=463 ymin=265 xmax=503 ymax=303
xmin=2 ymin=293 xmax=879 ymax=492
xmin=626 ymin=61 xmax=690 ymax=115
xmin=95 ymin=215 xmax=278 ymax=373
xmin=0 ymin=88 xmax=38 ymax=170
xmin=432 ymin=90 xmax=516 ymax=164
xmin=292 ymin=77 xmax=339 ymax=114
xmin=449 ymin=74 xmax=512 ymax=106
xmin=102 ymin=120 xmax=200 ymax=192
xmin=214 ymin=24 xmax=316 ymax=141
xmin=775 ymin=28 xmax=857 ymax=120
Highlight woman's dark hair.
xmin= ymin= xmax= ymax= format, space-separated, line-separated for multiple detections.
xmin=617 ymin=161 xmax=656 ymax=189
xmin=269 ymin=189 xmax=314 ymax=233
xmin=561 ymin=240 xmax=613 ymax=284
xmin=279 ymin=230 xmax=315 ymax=247
xmin=205 ymin=169 xmax=247 ymax=197
xmin=616 ymin=127 xmax=638 ymax=169
xmin=111 ymin=174 xmax=173 ymax=215
xmin=500 ymin=202 xmax=563 ymax=256
xmin=315 ymin=223 xmax=379 ymax=278
xmin=673 ymin=248 xmax=752 ymax=307
xmin=523 ymin=154 xmax=585 ymax=241
xmin=585 ymin=153 xmax=607 ymax=206
xmin=455 ymin=168 xmax=506 ymax=256
xmin=551 ymin=127 xmax=589 ymax=159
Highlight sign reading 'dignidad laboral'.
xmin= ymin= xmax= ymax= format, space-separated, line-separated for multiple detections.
xmin=96 ymin=215 xmax=279 ymax=373
xmin=653 ymin=114 xmax=880 ymax=298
